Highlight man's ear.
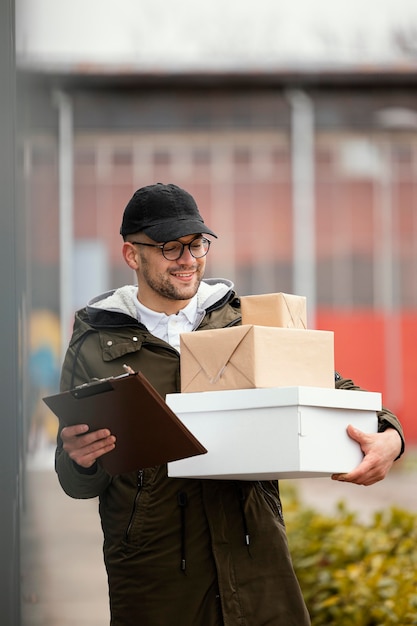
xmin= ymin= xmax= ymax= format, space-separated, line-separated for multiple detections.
xmin=122 ymin=242 xmax=140 ymax=270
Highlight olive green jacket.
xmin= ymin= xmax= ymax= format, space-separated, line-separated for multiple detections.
xmin=55 ymin=279 xmax=403 ymax=626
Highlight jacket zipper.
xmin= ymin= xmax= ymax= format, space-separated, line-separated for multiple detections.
xmin=125 ymin=469 xmax=144 ymax=542
xmin=256 ymin=481 xmax=284 ymax=522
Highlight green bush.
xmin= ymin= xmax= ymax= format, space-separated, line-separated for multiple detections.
xmin=282 ymin=484 xmax=417 ymax=625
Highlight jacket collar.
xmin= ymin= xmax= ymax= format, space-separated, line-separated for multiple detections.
xmin=84 ymin=278 xmax=235 ymax=329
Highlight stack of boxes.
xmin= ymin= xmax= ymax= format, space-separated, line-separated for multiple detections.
xmin=167 ymin=293 xmax=379 ymax=479
xmin=180 ymin=293 xmax=334 ymax=392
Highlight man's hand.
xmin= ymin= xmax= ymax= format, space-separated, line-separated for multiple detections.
xmin=331 ymin=425 xmax=402 ymax=486
xmin=60 ymin=424 xmax=116 ymax=469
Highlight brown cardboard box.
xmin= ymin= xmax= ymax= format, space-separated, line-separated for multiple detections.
xmin=240 ymin=293 xmax=307 ymax=328
xmin=180 ymin=325 xmax=334 ymax=393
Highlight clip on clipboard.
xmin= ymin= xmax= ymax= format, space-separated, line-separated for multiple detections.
xmin=43 ymin=372 xmax=207 ymax=476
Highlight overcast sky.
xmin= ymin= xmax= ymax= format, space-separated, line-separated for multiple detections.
xmin=16 ymin=0 xmax=417 ymax=70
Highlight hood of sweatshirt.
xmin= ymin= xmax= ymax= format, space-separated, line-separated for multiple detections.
xmin=85 ymin=278 xmax=235 ymax=327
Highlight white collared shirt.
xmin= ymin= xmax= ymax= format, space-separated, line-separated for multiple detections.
xmin=134 ymin=293 xmax=198 ymax=352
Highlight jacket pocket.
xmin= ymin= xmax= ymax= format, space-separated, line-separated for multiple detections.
xmin=255 ymin=481 xmax=285 ymax=526
xmin=124 ymin=469 xmax=145 ymax=543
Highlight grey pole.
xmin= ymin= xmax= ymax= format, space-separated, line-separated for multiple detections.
xmin=286 ymin=89 xmax=316 ymax=328
xmin=372 ymin=108 xmax=417 ymax=414
xmin=0 ymin=0 xmax=21 ymax=623
xmin=52 ymin=90 xmax=74 ymax=363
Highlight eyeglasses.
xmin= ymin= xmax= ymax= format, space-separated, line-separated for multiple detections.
xmin=131 ymin=236 xmax=211 ymax=261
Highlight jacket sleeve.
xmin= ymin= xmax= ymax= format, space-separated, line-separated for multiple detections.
xmin=335 ymin=371 xmax=405 ymax=459
xmin=55 ymin=330 xmax=112 ymax=500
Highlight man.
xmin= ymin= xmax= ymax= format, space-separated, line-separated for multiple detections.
xmin=56 ymin=182 xmax=404 ymax=626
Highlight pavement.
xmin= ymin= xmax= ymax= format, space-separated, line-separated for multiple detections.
xmin=20 ymin=443 xmax=417 ymax=626
xmin=21 ymin=447 xmax=110 ymax=626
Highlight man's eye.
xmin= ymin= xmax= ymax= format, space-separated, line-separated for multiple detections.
xmin=164 ymin=243 xmax=180 ymax=253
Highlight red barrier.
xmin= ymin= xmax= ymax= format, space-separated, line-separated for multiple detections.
xmin=316 ymin=310 xmax=417 ymax=444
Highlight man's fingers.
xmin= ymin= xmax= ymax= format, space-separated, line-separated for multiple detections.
xmin=60 ymin=425 xmax=116 ymax=468
xmin=61 ymin=424 xmax=89 ymax=438
xmin=61 ymin=425 xmax=112 ymax=443
xmin=68 ymin=437 xmax=116 ymax=467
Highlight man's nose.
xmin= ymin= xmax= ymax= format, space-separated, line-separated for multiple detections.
xmin=178 ymin=244 xmax=195 ymax=262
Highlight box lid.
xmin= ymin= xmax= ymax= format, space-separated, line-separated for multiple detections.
xmin=166 ymin=386 xmax=382 ymax=413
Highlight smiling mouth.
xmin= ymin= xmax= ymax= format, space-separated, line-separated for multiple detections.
xmin=172 ymin=271 xmax=195 ymax=279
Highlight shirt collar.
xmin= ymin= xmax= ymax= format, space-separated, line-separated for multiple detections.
xmin=134 ymin=293 xmax=198 ymax=332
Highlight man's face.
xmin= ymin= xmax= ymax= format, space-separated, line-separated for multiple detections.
xmin=127 ymin=233 xmax=207 ymax=313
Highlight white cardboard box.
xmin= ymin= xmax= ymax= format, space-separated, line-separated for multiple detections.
xmin=166 ymin=387 xmax=380 ymax=480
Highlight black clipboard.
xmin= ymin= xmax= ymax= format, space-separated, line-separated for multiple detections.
xmin=43 ymin=372 xmax=207 ymax=475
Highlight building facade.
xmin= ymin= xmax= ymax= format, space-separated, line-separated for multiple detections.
xmin=21 ymin=71 xmax=417 ymax=441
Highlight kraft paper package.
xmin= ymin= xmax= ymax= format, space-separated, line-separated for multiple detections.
xmin=180 ymin=324 xmax=334 ymax=393
xmin=180 ymin=291 xmax=334 ymax=393
xmin=240 ymin=292 xmax=307 ymax=328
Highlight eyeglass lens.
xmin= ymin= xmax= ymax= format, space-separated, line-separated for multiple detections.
xmin=162 ymin=238 xmax=210 ymax=260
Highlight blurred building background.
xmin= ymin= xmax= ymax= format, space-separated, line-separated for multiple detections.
xmin=16 ymin=0 xmax=417 ymax=444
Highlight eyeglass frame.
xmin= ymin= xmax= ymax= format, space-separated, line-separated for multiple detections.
xmin=130 ymin=235 xmax=211 ymax=261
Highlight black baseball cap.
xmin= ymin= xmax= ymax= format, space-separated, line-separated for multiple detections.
xmin=120 ymin=183 xmax=217 ymax=241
